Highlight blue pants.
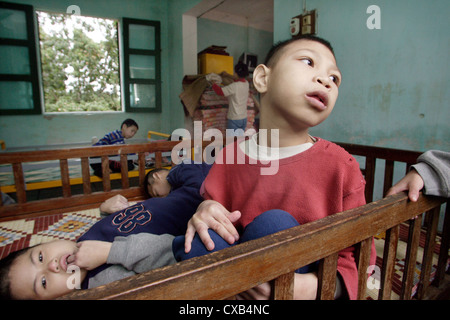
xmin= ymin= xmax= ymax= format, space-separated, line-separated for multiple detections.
xmin=227 ymin=118 xmax=247 ymax=136
xmin=172 ymin=209 xmax=317 ymax=274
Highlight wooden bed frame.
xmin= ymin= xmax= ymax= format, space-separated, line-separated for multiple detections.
xmin=0 ymin=131 xmax=171 ymax=194
xmin=0 ymin=139 xmax=448 ymax=300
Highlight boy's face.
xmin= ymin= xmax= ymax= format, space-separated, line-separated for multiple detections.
xmin=9 ymin=240 xmax=87 ymax=300
xmin=146 ymin=170 xmax=171 ymax=198
xmin=122 ymin=125 xmax=138 ymax=139
xmin=256 ymin=40 xmax=341 ymax=130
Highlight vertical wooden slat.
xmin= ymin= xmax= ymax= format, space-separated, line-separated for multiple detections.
xmin=400 ymin=215 xmax=422 ymax=299
xmin=272 ymin=272 xmax=294 ymax=300
xmin=383 ymin=159 xmax=394 ymax=197
xmin=317 ymin=253 xmax=338 ymax=300
xmin=364 ymin=157 xmax=376 ymax=203
xmin=80 ymin=157 xmax=91 ymax=194
xmin=120 ymin=154 xmax=129 ymax=189
xmin=433 ymin=201 xmax=449 ymax=287
xmin=138 ymin=153 xmax=146 ymax=187
xmin=356 ymin=237 xmax=372 ymax=300
xmin=101 ymin=156 xmax=111 ymax=192
xmin=415 ymin=207 xmax=440 ymax=299
xmin=59 ymin=159 xmax=71 ymax=198
xmin=12 ymin=163 xmax=26 ymax=203
xmin=378 ymin=225 xmax=399 ymax=300
xmin=155 ymin=151 xmax=162 ymax=168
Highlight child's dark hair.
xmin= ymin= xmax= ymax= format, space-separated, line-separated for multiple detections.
xmin=0 ymin=247 xmax=30 ymax=300
xmin=143 ymin=168 xmax=170 ymax=198
xmin=234 ymin=61 xmax=249 ymax=78
xmin=264 ymin=35 xmax=335 ymax=67
xmin=121 ymin=118 xmax=139 ymax=129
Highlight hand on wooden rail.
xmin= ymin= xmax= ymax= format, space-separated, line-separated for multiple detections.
xmin=386 ymin=169 xmax=424 ymax=202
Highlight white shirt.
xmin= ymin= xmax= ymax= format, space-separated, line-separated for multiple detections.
xmin=240 ymin=133 xmax=316 ymax=161
xmin=221 ymin=80 xmax=250 ymax=120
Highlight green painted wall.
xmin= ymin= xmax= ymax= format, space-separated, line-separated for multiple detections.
xmin=274 ymin=0 xmax=449 ymax=153
xmin=0 ymin=0 xmax=183 ymax=148
xmin=166 ymin=0 xmax=202 ymax=132
xmin=2 ymin=0 xmax=448 ymax=156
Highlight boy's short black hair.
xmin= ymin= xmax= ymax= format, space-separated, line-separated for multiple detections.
xmin=264 ymin=35 xmax=335 ymax=67
xmin=143 ymin=168 xmax=170 ymax=198
xmin=234 ymin=61 xmax=249 ymax=78
xmin=0 ymin=247 xmax=30 ymax=300
xmin=121 ymin=118 xmax=139 ymax=129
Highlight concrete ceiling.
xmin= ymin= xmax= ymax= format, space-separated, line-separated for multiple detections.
xmin=188 ymin=0 xmax=274 ymax=32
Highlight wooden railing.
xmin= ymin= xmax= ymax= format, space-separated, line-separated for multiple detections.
xmin=0 ymin=140 xmax=180 ymax=221
xmin=1 ymin=139 xmax=448 ymax=299
xmin=62 ymin=193 xmax=448 ymax=300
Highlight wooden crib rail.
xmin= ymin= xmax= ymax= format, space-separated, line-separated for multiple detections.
xmin=334 ymin=142 xmax=422 ymax=203
xmin=0 ymin=140 xmax=181 ymax=221
xmin=62 ymin=193 xmax=448 ymax=300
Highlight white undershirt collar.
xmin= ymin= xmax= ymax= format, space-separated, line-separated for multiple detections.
xmin=239 ymin=133 xmax=316 ymax=161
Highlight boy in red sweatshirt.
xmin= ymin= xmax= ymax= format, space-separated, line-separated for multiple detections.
xmin=175 ymin=35 xmax=375 ymax=300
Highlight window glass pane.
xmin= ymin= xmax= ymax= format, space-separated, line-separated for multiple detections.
xmin=0 ymin=8 xmax=28 ymax=40
xmin=129 ymin=84 xmax=155 ymax=109
xmin=0 ymin=46 xmax=30 ymax=74
xmin=129 ymin=24 xmax=155 ymax=50
xmin=37 ymin=11 xmax=120 ymax=113
xmin=0 ymin=81 xmax=34 ymax=110
xmin=129 ymin=55 xmax=155 ymax=79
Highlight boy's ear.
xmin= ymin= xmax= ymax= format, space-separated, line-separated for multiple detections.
xmin=153 ymin=170 xmax=168 ymax=181
xmin=253 ymin=64 xmax=270 ymax=94
xmin=153 ymin=171 xmax=162 ymax=181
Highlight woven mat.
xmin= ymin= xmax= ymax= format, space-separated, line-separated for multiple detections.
xmin=0 ymin=208 xmax=102 ymax=260
xmin=365 ymin=224 xmax=446 ymax=300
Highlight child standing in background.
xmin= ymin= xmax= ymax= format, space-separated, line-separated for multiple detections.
xmin=91 ymin=118 xmax=139 ymax=177
xmin=206 ymin=62 xmax=250 ymax=135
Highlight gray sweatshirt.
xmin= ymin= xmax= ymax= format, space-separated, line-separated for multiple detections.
xmin=88 ymin=233 xmax=176 ymax=288
xmin=412 ymin=150 xmax=450 ymax=198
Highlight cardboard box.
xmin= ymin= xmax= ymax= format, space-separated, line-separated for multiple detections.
xmin=198 ymin=53 xmax=234 ymax=75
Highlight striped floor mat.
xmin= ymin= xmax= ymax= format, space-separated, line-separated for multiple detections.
xmin=0 ymin=208 xmax=101 ymax=260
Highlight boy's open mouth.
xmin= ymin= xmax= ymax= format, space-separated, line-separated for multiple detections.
xmin=60 ymin=254 xmax=71 ymax=272
xmin=305 ymin=91 xmax=329 ymax=110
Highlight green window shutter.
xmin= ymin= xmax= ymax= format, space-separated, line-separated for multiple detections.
xmin=123 ymin=18 xmax=161 ymax=113
xmin=0 ymin=2 xmax=42 ymax=115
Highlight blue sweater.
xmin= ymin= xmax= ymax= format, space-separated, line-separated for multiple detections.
xmin=78 ymin=161 xmax=212 ymax=286
xmin=93 ymin=129 xmax=125 ymax=146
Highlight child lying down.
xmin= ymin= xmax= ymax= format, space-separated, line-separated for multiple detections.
xmin=2 ymin=233 xmax=176 ymax=299
xmin=0 ymin=161 xmax=211 ymax=299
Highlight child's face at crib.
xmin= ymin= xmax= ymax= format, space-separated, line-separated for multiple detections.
xmin=147 ymin=170 xmax=171 ymax=198
xmin=122 ymin=124 xmax=138 ymax=139
xmin=257 ymin=39 xmax=342 ymax=130
xmin=9 ymin=240 xmax=87 ymax=300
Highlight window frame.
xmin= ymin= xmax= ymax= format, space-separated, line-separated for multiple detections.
xmin=37 ymin=11 xmax=122 ymax=114
xmin=122 ymin=18 xmax=161 ymax=113
xmin=0 ymin=1 xmax=42 ymax=115
xmin=0 ymin=3 xmax=162 ymax=116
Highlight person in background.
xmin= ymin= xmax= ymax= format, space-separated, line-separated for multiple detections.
xmin=206 ymin=62 xmax=250 ymax=135
xmin=91 ymin=118 xmax=139 ymax=177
